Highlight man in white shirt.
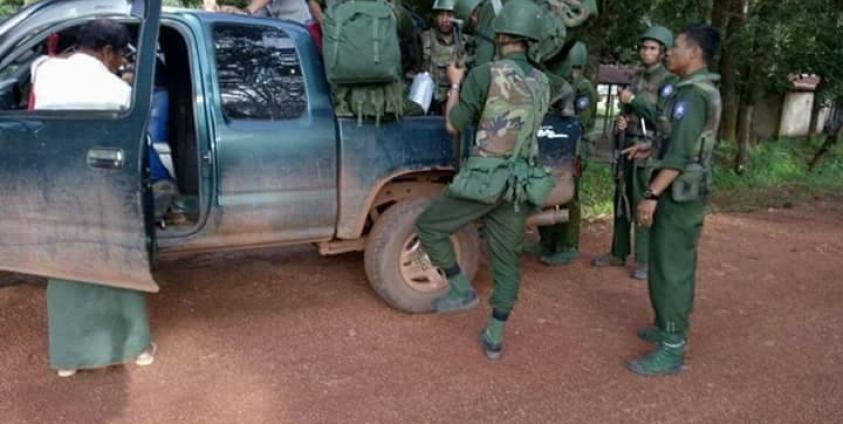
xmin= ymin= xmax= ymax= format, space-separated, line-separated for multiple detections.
xmin=31 ymin=21 xmax=131 ymax=111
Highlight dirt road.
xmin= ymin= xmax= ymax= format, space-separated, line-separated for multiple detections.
xmin=1 ymin=201 xmax=842 ymax=424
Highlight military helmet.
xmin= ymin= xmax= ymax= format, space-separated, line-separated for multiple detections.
xmin=640 ymin=25 xmax=674 ymax=49
xmin=493 ymin=0 xmax=543 ymax=41
xmin=432 ymin=0 xmax=456 ymax=12
xmin=566 ymin=42 xmax=588 ymax=68
xmin=453 ymin=0 xmax=482 ymax=21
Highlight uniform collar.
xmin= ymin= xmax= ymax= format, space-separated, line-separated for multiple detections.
xmin=683 ymin=67 xmax=710 ymax=80
xmin=644 ymin=63 xmax=666 ymax=77
xmin=435 ymin=30 xmax=455 ymax=45
xmin=501 ymin=51 xmax=528 ymax=62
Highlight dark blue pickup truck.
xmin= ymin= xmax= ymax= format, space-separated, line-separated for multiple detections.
xmin=0 ymin=0 xmax=578 ymax=312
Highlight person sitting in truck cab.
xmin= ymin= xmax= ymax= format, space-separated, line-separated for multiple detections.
xmin=32 ymin=25 xmax=178 ymax=220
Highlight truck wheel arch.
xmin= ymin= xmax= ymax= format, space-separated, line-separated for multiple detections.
xmin=341 ymin=169 xmax=455 ymax=240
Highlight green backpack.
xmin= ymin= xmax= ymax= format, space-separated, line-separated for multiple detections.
xmin=323 ymin=0 xmax=402 ymax=85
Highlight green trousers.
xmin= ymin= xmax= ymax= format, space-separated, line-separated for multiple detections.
xmin=538 ymin=177 xmax=580 ymax=253
xmin=416 ymin=190 xmax=529 ymax=314
xmin=47 ymin=279 xmax=151 ymax=370
xmin=611 ymin=158 xmax=650 ymax=264
xmin=648 ymin=195 xmax=706 ymax=337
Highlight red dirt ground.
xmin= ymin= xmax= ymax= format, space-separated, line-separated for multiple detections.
xmin=1 ymin=200 xmax=842 ymax=424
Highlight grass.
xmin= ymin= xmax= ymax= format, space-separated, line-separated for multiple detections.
xmin=579 ymin=136 xmax=843 ymax=219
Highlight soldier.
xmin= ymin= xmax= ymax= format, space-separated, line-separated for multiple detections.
xmin=452 ymin=0 xmax=498 ymax=67
xmin=421 ymin=0 xmax=468 ymax=113
xmin=536 ymin=41 xmax=598 ymax=265
xmin=623 ymin=23 xmax=722 ymax=376
xmin=592 ymin=25 xmax=678 ymax=280
xmin=415 ymin=0 xmax=549 ymax=360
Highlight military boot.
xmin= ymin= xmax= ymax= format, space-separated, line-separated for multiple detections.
xmin=432 ymin=273 xmax=478 ymax=313
xmin=631 ymin=262 xmax=648 ymax=280
xmin=592 ymin=253 xmax=625 ymax=267
xmin=540 ymin=248 xmax=579 ymax=266
xmin=636 ymin=325 xmax=664 ymax=343
xmin=627 ymin=336 xmax=687 ymax=376
xmin=522 ymin=243 xmax=547 ymax=257
xmin=479 ymin=315 xmax=506 ymax=360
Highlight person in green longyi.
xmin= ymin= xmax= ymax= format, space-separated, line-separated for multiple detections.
xmin=415 ymin=0 xmax=550 ymax=360
xmin=31 ymin=20 xmax=158 ymax=379
xmin=623 ymin=23 xmax=722 ymax=376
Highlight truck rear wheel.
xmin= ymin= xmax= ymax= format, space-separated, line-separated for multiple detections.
xmin=364 ymin=197 xmax=480 ymax=313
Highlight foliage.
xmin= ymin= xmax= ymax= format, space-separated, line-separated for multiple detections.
xmin=582 ymin=136 xmax=843 ymax=219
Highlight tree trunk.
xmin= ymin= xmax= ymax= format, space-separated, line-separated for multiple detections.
xmin=807 ymin=96 xmax=822 ymax=141
xmin=735 ymin=70 xmax=765 ymax=173
xmin=717 ymin=0 xmax=748 ymax=143
xmin=808 ymin=117 xmax=843 ymax=171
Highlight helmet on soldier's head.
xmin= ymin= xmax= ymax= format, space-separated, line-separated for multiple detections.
xmin=567 ymin=42 xmax=588 ymax=68
xmin=453 ymin=0 xmax=482 ymax=21
xmin=432 ymin=0 xmax=456 ymax=12
xmin=640 ymin=25 xmax=674 ymax=49
xmin=493 ymin=0 xmax=543 ymax=41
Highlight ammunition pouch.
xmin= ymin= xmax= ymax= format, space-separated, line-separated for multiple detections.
xmin=448 ymin=156 xmax=510 ymax=204
xmin=670 ymin=163 xmax=707 ymax=202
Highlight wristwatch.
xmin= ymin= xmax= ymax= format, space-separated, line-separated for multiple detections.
xmin=643 ymin=189 xmax=659 ymax=200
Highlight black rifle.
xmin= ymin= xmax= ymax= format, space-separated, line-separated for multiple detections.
xmin=613 ymin=121 xmax=630 ymax=221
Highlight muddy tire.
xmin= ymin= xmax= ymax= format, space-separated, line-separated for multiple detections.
xmin=364 ymin=197 xmax=480 ymax=313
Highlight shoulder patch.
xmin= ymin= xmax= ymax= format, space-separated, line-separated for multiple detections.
xmin=672 ymin=101 xmax=687 ymax=120
xmin=576 ymin=96 xmax=590 ymax=111
xmin=661 ymin=84 xmax=674 ymax=98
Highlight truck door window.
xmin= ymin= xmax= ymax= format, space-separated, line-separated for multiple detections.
xmin=212 ymin=24 xmax=306 ymax=121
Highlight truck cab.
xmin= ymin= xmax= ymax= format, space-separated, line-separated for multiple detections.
xmin=0 ymin=0 xmax=579 ymax=313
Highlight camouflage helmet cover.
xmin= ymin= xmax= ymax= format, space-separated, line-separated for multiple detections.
xmin=453 ymin=0 xmax=482 ymax=20
xmin=640 ymin=25 xmax=674 ymax=49
xmin=492 ymin=0 xmax=543 ymax=41
xmin=432 ymin=0 xmax=456 ymax=12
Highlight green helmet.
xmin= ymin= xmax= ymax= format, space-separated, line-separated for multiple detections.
xmin=432 ymin=0 xmax=456 ymax=12
xmin=493 ymin=0 xmax=543 ymax=41
xmin=640 ymin=25 xmax=674 ymax=49
xmin=566 ymin=41 xmax=588 ymax=68
xmin=453 ymin=0 xmax=482 ymax=21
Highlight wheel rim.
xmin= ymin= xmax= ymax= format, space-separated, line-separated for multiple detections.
xmin=398 ymin=233 xmax=459 ymax=294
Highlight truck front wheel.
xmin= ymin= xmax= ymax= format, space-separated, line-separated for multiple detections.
xmin=364 ymin=197 xmax=480 ymax=313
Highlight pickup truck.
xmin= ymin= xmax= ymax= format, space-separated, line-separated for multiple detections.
xmin=0 ymin=0 xmax=578 ymax=313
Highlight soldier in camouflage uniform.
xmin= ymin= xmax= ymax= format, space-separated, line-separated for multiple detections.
xmin=421 ymin=0 xmax=468 ymax=114
xmin=623 ymin=24 xmax=722 ymax=376
xmin=593 ymin=25 xmax=678 ymax=281
xmin=415 ymin=0 xmax=549 ymax=360
xmin=536 ymin=41 xmax=598 ymax=266
xmin=452 ymin=0 xmax=499 ymax=68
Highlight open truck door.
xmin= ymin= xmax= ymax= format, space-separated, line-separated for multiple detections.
xmin=0 ymin=0 xmax=162 ymax=292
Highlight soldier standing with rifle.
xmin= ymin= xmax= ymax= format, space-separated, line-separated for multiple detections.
xmin=623 ymin=23 xmax=722 ymax=376
xmin=592 ymin=25 xmax=678 ymax=281
xmin=416 ymin=0 xmax=550 ymax=360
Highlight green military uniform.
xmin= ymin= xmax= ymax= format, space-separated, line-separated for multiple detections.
xmin=628 ymin=68 xmax=722 ymax=376
xmin=536 ymin=42 xmax=596 ymax=265
xmin=47 ymin=279 xmax=152 ymax=371
xmin=597 ymin=26 xmax=678 ymax=278
xmin=421 ymin=30 xmax=465 ymax=103
xmin=416 ymin=0 xmax=549 ymax=360
xmin=453 ymin=0 xmax=497 ymax=68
